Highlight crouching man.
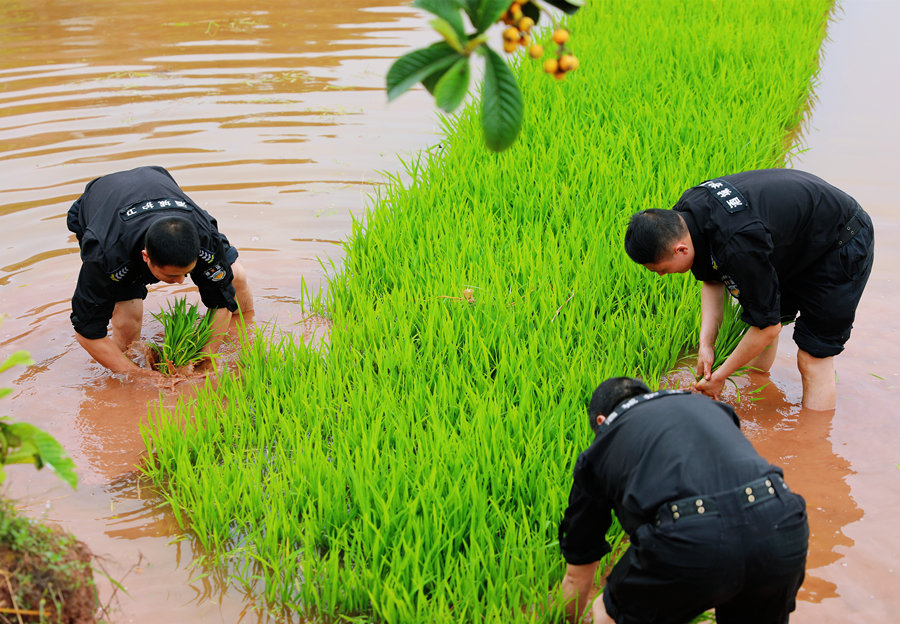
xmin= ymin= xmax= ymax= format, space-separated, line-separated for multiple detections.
xmin=67 ymin=166 xmax=253 ymax=378
xmin=557 ymin=377 xmax=808 ymax=623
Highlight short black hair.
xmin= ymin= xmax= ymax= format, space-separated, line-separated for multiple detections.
xmin=588 ymin=377 xmax=651 ymax=434
xmin=145 ymin=216 xmax=200 ymax=267
xmin=623 ymin=209 xmax=687 ymax=264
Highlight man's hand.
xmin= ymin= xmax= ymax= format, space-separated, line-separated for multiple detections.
xmin=124 ymin=365 xmax=178 ymax=388
xmin=693 ymin=371 xmax=726 ymax=400
xmin=696 ymin=344 xmax=715 ymax=381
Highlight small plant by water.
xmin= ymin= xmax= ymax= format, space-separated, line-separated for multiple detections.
xmin=0 ymin=500 xmax=97 ymax=622
xmin=1 ymin=318 xmax=77 ymax=491
xmin=150 ymin=298 xmax=216 ymax=375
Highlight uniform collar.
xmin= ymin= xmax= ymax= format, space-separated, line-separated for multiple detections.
xmin=603 ymin=389 xmax=691 ymax=428
xmin=679 ymin=209 xmax=715 ymax=281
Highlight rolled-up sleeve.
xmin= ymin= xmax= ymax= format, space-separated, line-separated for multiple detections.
xmin=191 ymin=235 xmax=238 ymax=312
xmin=559 ymin=456 xmax=614 ymax=565
xmin=725 ymin=226 xmax=781 ymax=328
xmin=70 ymin=262 xmax=117 ymax=340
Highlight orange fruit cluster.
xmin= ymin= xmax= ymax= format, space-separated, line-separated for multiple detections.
xmin=498 ymin=3 xmax=578 ymax=80
xmin=500 ymin=2 xmax=535 ymax=53
xmin=541 ymin=29 xmax=578 ymax=80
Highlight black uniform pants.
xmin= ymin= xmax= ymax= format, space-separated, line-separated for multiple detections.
xmin=602 ymin=486 xmax=808 ymax=624
xmin=781 ymin=207 xmax=875 ymax=358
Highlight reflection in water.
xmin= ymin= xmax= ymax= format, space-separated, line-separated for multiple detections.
xmin=662 ymin=365 xmax=860 ymax=603
xmin=736 ymin=374 xmax=861 ymax=604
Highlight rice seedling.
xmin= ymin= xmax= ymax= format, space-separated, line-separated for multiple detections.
xmin=713 ymin=294 xmax=751 ymax=372
xmin=149 ymin=297 xmax=217 ymax=375
xmin=141 ymin=1 xmax=833 ymax=621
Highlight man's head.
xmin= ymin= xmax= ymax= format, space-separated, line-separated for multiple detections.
xmin=624 ymin=209 xmax=694 ymax=275
xmin=588 ymin=377 xmax=651 ymax=433
xmin=142 ymin=216 xmax=199 ymax=284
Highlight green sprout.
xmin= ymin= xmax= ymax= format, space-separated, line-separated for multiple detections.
xmin=150 ymin=298 xmax=217 ymax=375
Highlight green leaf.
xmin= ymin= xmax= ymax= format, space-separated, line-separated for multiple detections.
xmin=473 ymin=0 xmax=510 ymax=32
xmin=414 ymin=0 xmax=466 ymax=40
xmin=479 ymin=46 xmax=523 ymax=152
xmin=433 ymin=57 xmax=471 ymax=112
xmin=0 ymin=350 xmax=34 ymax=374
xmin=430 ymin=18 xmax=464 ymax=53
xmin=422 ymin=64 xmax=453 ymax=95
xmin=3 ymin=422 xmax=78 ymax=489
xmin=386 ymin=42 xmax=461 ymax=101
xmin=0 ymin=388 xmax=11 ymax=400
xmin=459 ymin=0 xmax=480 ymax=25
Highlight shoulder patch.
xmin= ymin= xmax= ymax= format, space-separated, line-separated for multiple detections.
xmin=204 ymin=264 xmax=226 ymax=282
xmin=198 ymin=248 xmax=215 ymax=263
xmin=119 ymin=197 xmax=194 ymax=222
xmin=699 ymin=179 xmax=748 ymax=214
xmin=109 ymin=263 xmax=130 ymax=282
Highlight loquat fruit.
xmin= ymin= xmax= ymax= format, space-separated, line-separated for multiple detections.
xmin=517 ymin=17 xmax=534 ymax=32
xmin=559 ymin=54 xmax=579 ymax=72
xmin=503 ymin=26 xmax=520 ymax=42
xmin=529 ymin=44 xmax=544 ymax=59
xmin=519 ymin=35 xmax=531 ymax=47
xmin=543 ymin=58 xmax=559 ymax=74
xmin=503 ymin=40 xmax=519 ymax=54
xmin=552 ymin=28 xmax=569 ymax=45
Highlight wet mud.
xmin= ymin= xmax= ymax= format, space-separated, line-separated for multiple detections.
xmin=1 ymin=0 xmax=898 ymax=621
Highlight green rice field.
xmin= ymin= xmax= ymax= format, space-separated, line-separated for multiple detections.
xmin=141 ymin=1 xmax=832 ymax=621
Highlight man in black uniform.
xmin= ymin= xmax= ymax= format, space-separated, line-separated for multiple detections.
xmin=556 ymin=377 xmax=808 ymax=624
xmin=623 ymin=169 xmax=874 ymax=410
xmin=67 ymin=166 xmax=253 ymax=378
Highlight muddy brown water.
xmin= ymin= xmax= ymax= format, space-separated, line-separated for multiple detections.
xmin=1 ymin=0 xmax=898 ymax=622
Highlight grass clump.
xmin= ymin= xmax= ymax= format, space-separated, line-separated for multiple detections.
xmin=149 ymin=298 xmax=215 ymax=375
xmin=0 ymin=500 xmax=97 ymax=623
xmin=141 ymin=0 xmax=831 ymax=621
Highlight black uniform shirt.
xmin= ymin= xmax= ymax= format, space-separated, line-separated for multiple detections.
xmin=69 ymin=166 xmax=237 ymax=340
xmin=674 ymin=168 xmax=860 ymax=327
xmin=558 ymin=391 xmax=779 ymax=565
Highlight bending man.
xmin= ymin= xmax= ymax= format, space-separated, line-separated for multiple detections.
xmin=67 ymin=166 xmax=253 ymax=377
xmin=624 ymin=168 xmax=874 ymax=410
xmin=557 ymin=377 xmax=808 ymax=623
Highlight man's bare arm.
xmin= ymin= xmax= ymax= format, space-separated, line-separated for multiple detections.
xmin=559 ymin=561 xmax=600 ymax=622
xmin=697 ymin=281 xmax=725 ymax=381
xmin=200 ymin=307 xmax=233 ymax=358
xmin=75 ymin=332 xmax=155 ymax=377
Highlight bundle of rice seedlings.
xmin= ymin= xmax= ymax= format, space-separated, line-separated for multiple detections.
xmin=150 ymin=298 xmax=216 ymax=375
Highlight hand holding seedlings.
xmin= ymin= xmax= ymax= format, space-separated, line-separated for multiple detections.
xmin=692 ymin=373 xmax=726 ymax=400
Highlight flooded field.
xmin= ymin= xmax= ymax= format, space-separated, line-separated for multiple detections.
xmin=1 ymin=0 xmax=898 ymax=622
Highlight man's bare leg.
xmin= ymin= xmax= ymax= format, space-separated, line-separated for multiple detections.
xmin=590 ymin=594 xmax=614 ymax=623
xmin=797 ymin=349 xmax=836 ymax=410
xmin=110 ymin=299 xmax=143 ymax=351
xmin=749 ymin=333 xmax=779 ymax=372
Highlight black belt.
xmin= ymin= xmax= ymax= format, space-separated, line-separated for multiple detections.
xmin=832 ymin=208 xmax=865 ymax=250
xmin=656 ymin=473 xmax=789 ymax=525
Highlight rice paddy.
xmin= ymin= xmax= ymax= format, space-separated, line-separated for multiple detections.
xmin=141 ymin=0 xmax=832 ymax=621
